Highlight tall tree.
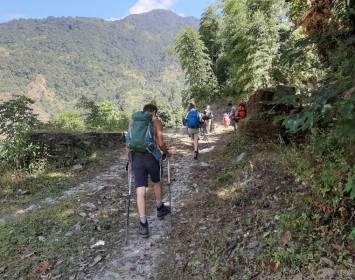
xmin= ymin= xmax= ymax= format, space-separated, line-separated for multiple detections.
xmin=199 ymin=5 xmax=223 ymax=71
xmin=175 ymin=26 xmax=219 ymax=103
xmin=221 ymin=0 xmax=288 ymax=96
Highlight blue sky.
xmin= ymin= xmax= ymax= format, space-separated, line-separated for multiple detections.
xmin=0 ymin=0 xmax=215 ymax=23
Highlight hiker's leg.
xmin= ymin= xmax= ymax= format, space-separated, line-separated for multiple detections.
xmin=137 ymin=186 xmax=148 ymax=237
xmin=207 ymin=119 xmax=211 ymax=134
xmin=147 ymin=155 xmax=163 ymax=206
xmin=153 ymin=181 xmax=163 ymax=202
xmin=188 ymin=128 xmax=195 ymax=150
xmin=153 ymin=180 xmax=170 ymax=218
xmin=150 ymin=165 xmax=170 ymax=217
xmin=136 ymin=187 xmax=147 ymax=217
xmin=133 ymin=153 xmax=149 ymax=225
xmin=193 ymin=133 xmax=199 ymax=151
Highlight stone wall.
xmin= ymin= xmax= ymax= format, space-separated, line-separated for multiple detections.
xmin=29 ymin=132 xmax=125 ymax=161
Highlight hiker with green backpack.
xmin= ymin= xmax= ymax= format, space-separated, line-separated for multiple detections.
xmin=126 ymin=103 xmax=172 ymax=238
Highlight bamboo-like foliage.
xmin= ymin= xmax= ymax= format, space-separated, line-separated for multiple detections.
xmin=199 ymin=5 xmax=223 ymax=71
xmin=175 ymin=26 xmax=219 ymax=103
xmin=221 ymin=0 xmax=288 ymax=96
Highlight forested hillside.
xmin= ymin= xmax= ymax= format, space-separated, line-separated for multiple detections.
xmin=0 ymin=9 xmax=198 ymax=117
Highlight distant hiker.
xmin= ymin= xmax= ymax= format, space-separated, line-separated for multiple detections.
xmin=185 ymin=103 xmax=203 ymax=160
xmin=126 ymin=103 xmax=172 ymax=238
xmin=223 ymin=113 xmax=230 ymax=128
xmin=202 ymin=105 xmax=214 ymax=134
xmin=235 ymin=101 xmax=247 ymax=123
xmin=228 ymin=102 xmax=237 ymax=132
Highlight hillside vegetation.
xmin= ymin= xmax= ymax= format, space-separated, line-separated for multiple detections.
xmin=0 ymin=10 xmax=198 ymax=117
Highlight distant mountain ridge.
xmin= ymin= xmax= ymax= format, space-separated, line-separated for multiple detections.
xmin=0 ymin=9 xmax=199 ymax=120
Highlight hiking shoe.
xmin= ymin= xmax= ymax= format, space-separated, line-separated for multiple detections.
xmin=157 ymin=203 xmax=170 ymax=220
xmin=139 ymin=221 xmax=149 ymax=238
xmin=194 ymin=151 xmax=198 ymax=160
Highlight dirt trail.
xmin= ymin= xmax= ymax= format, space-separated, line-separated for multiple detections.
xmin=91 ymin=128 xmax=217 ymax=279
xmin=0 ymin=127 xmax=217 ymax=279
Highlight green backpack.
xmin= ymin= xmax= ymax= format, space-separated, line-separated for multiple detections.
xmin=126 ymin=111 xmax=156 ymax=153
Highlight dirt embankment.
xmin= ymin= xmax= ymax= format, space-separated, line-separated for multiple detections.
xmin=153 ymin=126 xmax=354 ymax=280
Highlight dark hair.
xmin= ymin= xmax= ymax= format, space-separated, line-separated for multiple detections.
xmin=143 ymin=103 xmax=158 ymax=113
xmin=188 ymin=103 xmax=195 ymax=111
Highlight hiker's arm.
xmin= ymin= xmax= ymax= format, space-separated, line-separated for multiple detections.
xmin=154 ymin=119 xmax=171 ymax=157
xmin=125 ymin=125 xmax=131 ymax=155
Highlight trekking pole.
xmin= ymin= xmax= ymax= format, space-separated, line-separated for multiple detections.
xmin=167 ymin=158 xmax=172 ymax=230
xmin=160 ymin=155 xmax=164 ymax=181
xmin=125 ymin=151 xmax=132 ymax=244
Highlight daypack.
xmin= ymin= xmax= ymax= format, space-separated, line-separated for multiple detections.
xmin=186 ymin=110 xmax=201 ymax=128
xmin=203 ymin=109 xmax=212 ymax=120
xmin=236 ymin=102 xmax=247 ymax=120
xmin=126 ymin=111 xmax=156 ymax=153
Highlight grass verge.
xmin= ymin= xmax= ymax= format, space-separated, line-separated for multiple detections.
xmin=156 ymin=132 xmax=355 ymax=279
xmin=0 ymin=147 xmax=126 ymax=278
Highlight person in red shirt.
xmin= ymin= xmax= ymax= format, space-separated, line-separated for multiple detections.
xmin=223 ymin=113 xmax=230 ymax=128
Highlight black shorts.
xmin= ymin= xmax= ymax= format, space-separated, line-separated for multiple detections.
xmin=132 ymin=152 xmax=160 ymax=188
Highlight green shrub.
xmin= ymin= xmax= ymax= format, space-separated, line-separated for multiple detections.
xmin=0 ymin=131 xmax=47 ymax=172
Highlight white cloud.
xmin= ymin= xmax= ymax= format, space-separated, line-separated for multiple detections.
xmin=106 ymin=17 xmax=122 ymax=21
xmin=129 ymin=0 xmax=175 ymax=14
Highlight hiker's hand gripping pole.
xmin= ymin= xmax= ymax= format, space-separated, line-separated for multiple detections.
xmin=125 ymin=151 xmax=133 ymax=244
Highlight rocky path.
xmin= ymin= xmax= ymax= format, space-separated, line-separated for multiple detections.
xmin=91 ymin=128 xmax=216 ymax=279
xmin=0 ymin=127 xmax=218 ymax=279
